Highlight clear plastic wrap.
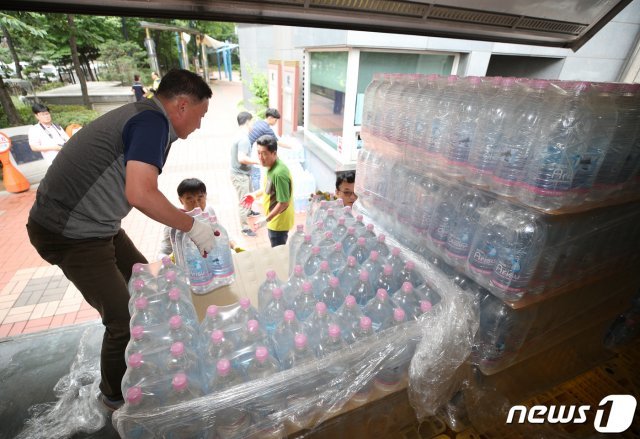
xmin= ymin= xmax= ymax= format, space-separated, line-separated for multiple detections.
xmin=113 ymin=228 xmax=479 ymax=438
xmin=361 ymin=74 xmax=640 ymax=213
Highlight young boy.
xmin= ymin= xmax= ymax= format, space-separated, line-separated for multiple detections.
xmin=159 ymin=178 xmax=240 ymax=258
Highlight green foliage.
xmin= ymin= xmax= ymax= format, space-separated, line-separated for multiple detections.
xmin=243 ymin=66 xmax=269 ymax=119
xmin=0 ymin=100 xmax=98 ymax=129
xmin=97 ymin=39 xmax=148 ymax=85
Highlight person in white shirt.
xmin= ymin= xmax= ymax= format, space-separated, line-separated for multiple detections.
xmin=28 ymin=103 xmax=69 ymax=165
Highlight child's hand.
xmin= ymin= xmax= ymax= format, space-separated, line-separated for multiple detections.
xmin=240 ymin=194 xmax=254 ymax=209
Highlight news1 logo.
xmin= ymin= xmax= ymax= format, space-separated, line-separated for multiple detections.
xmin=507 ymin=394 xmax=637 ymax=433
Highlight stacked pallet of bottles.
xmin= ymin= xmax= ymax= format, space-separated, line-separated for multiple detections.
xmin=357 ymin=73 xmax=640 ymax=382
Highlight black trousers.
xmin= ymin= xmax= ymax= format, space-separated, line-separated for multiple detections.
xmin=268 ymin=229 xmax=289 ymax=247
xmin=27 ymin=217 xmax=146 ymax=400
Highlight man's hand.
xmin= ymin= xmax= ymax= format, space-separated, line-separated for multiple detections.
xmin=253 ymin=217 xmax=267 ymax=230
xmin=187 ymin=219 xmax=215 ymax=257
xmin=240 ymin=194 xmax=255 ymax=209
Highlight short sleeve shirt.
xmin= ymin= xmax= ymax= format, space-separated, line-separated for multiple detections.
xmin=262 ymin=159 xmax=295 ymax=231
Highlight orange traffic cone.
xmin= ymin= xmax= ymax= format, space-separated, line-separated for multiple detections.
xmin=0 ymin=131 xmax=30 ymax=193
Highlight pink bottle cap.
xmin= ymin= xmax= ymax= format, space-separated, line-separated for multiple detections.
xmin=294 ymin=265 xmax=304 ymax=276
xmin=126 ymin=386 xmax=143 ymax=404
xmin=324 ymin=231 xmax=333 ymax=239
xmin=255 ymin=346 xmax=269 ymax=362
xmin=311 ymin=246 xmax=321 ymax=255
xmin=170 ymin=342 xmax=185 ymax=357
xmin=420 ymin=300 xmax=433 ymax=313
xmin=343 ymin=206 xmax=352 ymax=213
xmin=335 ymin=242 xmax=343 ymax=251
xmin=377 ymin=234 xmax=386 ymax=243
xmin=394 ymin=308 xmax=406 ymax=322
xmin=345 ymin=295 xmax=356 ymax=307
xmin=132 ymin=279 xmax=145 ymax=291
xmin=320 ymin=261 xmax=330 ymax=271
xmin=357 ymin=237 xmax=366 ymax=246
xmin=172 ymin=372 xmax=188 ymax=391
xmin=359 ymin=270 xmax=369 ymax=281
xmin=391 ymin=247 xmax=401 ymax=257
xmin=366 ymin=224 xmax=374 ymax=232
xmin=131 ymin=325 xmax=144 ymax=340
xmin=134 ymin=297 xmax=149 ymax=310
xmin=405 ymin=261 xmax=415 ymax=271
xmin=304 ymin=234 xmax=312 ymax=242
xmin=217 ymin=358 xmax=231 ymax=375
xmin=316 ymin=302 xmax=328 ymax=315
xmin=296 ymin=224 xmax=304 ymax=232
xmin=302 ymin=281 xmax=313 ymax=293
xmin=327 ymin=208 xmax=334 ymax=215
xmin=376 ymin=289 xmax=388 ymax=301
xmin=356 ymin=215 xmax=363 ymax=222
xmin=347 ymin=256 xmax=357 ymax=267
xmin=328 ymin=324 xmax=341 ymax=338
xmin=161 ymin=256 xmax=172 ymax=267
xmin=132 ymin=263 xmax=145 ymax=274
xmin=320 ymin=200 xmax=327 ymax=207
xmin=169 ymin=315 xmax=183 ymax=330
xmin=369 ymin=250 xmax=379 ymax=261
xmin=206 ymin=305 xmax=219 ymax=318
xmin=294 ymin=333 xmax=308 ymax=349
xmin=402 ymin=282 xmax=413 ymax=294
xmin=383 ymin=265 xmax=393 ymax=276
xmin=266 ymin=270 xmax=276 ymax=280
xmin=247 ymin=319 xmax=260 ymax=333
xmin=284 ymin=310 xmax=296 ymax=322
xmin=360 ymin=316 xmax=372 ymax=331
xmin=128 ymin=353 xmax=143 ymax=368
xmin=165 ymin=270 xmax=178 ymax=282
xmin=272 ymin=287 xmax=283 ymax=300
xmin=168 ymin=288 xmax=181 ymax=301
xmin=329 ymin=277 xmax=339 ymax=288
xmin=347 ymin=227 xmax=356 ymax=235
xmin=338 ymin=217 xmax=346 ymax=225
xmin=316 ymin=220 xmax=325 ymax=229
xmin=239 ymin=297 xmax=251 ymax=309
xmin=211 ymin=330 xmax=224 ymax=344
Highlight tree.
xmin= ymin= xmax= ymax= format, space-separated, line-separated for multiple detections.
xmin=0 ymin=12 xmax=46 ymax=79
xmin=0 ymin=75 xmax=22 ymax=125
xmin=97 ymin=39 xmax=147 ymax=85
xmin=67 ymin=14 xmax=91 ymax=109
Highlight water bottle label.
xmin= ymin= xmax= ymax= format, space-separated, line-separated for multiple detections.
xmin=490 ymin=256 xmax=530 ymax=292
xmin=529 ymin=145 xmax=573 ymax=195
xmin=430 ymin=218 xmax=451 ymax=244
xmin=186 ymin=256 xmax=213 ymax=286
xmin=571 ymin=152 xmax=601 ymax=189
xmin=445 ymin=230 xmax=472 ymax=259
xmin=469 ymin=241 xmax=498 ymax=274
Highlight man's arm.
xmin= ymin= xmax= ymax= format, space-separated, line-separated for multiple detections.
xmin=125 ymin=160 xmax=194 ymax=232
xmin=265 ymin=201 xmax=289 ymax=222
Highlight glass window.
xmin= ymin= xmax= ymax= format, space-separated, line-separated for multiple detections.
xmin=308 ymin=51 xmax=348 ymax=150
xmin=355 ymin=51 xmax=455 ymax=125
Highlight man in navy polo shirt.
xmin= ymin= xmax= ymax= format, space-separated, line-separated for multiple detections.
xmin=26 ymin=69 xmax=214 ymax=411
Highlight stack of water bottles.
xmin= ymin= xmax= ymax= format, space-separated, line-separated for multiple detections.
xmin=361 ymin=74 xmax=640 ymax=213
xmin=171 ymin=207 xmax=235 ymax=294
xmin=356 ymin=154 xmax=640 ymax=301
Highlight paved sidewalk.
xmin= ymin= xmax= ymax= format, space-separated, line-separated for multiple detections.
xmin=0 ymin=79 xmax=303 ymax=338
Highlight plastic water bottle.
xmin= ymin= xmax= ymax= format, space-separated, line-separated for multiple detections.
xmin=468 ymin=77 xmax=520 ymax=186
xmin=157 ymin=269 xmax=191 ymax=297
xmin=489 ymin=210 xmax=546 ymax=301
xmin=168 ymin=315 xmax=199 ymax=351
xmin=350 ymin=315 xmax=376 ymax=404
xmin=165 ymin=372 xmax=204 ymax=405
xmin=419 ymin=300 xmax=434 ymax=316
xmin=492 ymin=80 xmax=554 ymax=197
xmin=428 ymin=187 xmax=461 ymax=251
xmin=360 ymin=223 xmax=377 ymax=246
xmin=295 ymin=234 xmax=314 ymax=268
xmin=371 ymin=234 xmax=390 ymax=259
xmin=207 ymin=218 xmax=235 ymax=288
xmin=311 ymin=220 xmax=326 ymax=246
xmin=292 ymin=281 xmax=317 ymax=322
xmin=374 ymin=308 xmax=410 ymax=393
xmin=129 ymin=263 xmax=156 ymax=291
xmin=320 ymin=276 xmax=346 ymax=312
xmin=391 ymin=282 xmax=421 ymax=320
xmin=304 ymin=246 xmax=323 ymax=276
xmin=165 ymin=341 xmax=201 ymax=379
xmin=340 ymin=227 xmax=359 ymax=255
xmin=181 ymin=233 xmax=214 ymax=293
xmin=283 ymin=333 xmax=316 ymax=369
xmin=445 ymin=192 xmax=489 ymax=269
xmin=350 ymin=270 xmax=374 ymax=307
xmin=335 ymin=295 xmax=364 ymax=344
xmin=349 ymin=237 xmax=370 ymax=265
xmin=323 ymin=208 xmax=339 ymax=231
xmin=374 ymin=264 xmax=394 ymax=294
xmin=258 ymin=270 xmax=284 ymax=313
xmin=166 ymin=288 xmax=198 ymax=327
xmin=130 ymin=297 xmax=162 ymax=328
xmin=310 ymin=260 xmax=333 ymax=300
xmin=157 ymin=256 xmax=184 ymax=280
xmin=386 ymin=248 xmax=404 ymax=287
xmin=121 ymin=352 xmax=161 ymax=396
xmin=338 ymin=255 xmax=360 ymax=295
xmin=234 ymin=297 xmax=259 ymax=326
xmin=362 ymin=250 xmax=383 ymax=290
xmin=200 ymin=305 xmax=224 ymax=343
xmin=288 ymin=224 xmax=306 ymax=274
xmin=129 ymin=279 xmax=165 ymax=317
xmin=443 ymin=76 xmax=484 ymax=177
xmin=272 ymin=309 xmax=303 ymax=363
xmin=318 ymin=231 xmax=337 ymax=259
xmin=261 ymin=287 xmax=287 ymax=336
xmin=363 ymin=289 xmax=395 ymax=332
xmin=332 ymin=217 xmax=348 ymax=242
xmin=245 ymin=346 xmax=283 ymax=432
xmin=396 ymin=261 xmax=425 ymax=290
xmin=311 ymin=200 xmax=329 ymax=227
xmin=316 ymin=323 xmax=346 ymax=358
xmin=352 ymin=215 xmax=367 ymax=238
xmin=203 ymin=329 xmax=235 ymax=373
xmin=239 ymin=319 xmax=270 ymax=349
xmin=424 ymin=75 xmax=459 ymax=170
xmin=415 ymin=283 xmax=442 ymax=308
xmin=304 ymin=302 xmax=332 ymax=352
xmin=123 ymin=385 xmax=156 ymax=416
xmin=125 ymin=325 xmax=165 ymax=363
xmin=246 ymin=346 xmax=280 ymax=379
xmin=284 ymin=265 xmax=306 ymax=307
xmin=327 ymin=242 xmax=347 ymax=276
xmin=208 ymin=359 xmax=250 ymax=438
xmin=341 ymin=206 xmax=356 ymax=227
